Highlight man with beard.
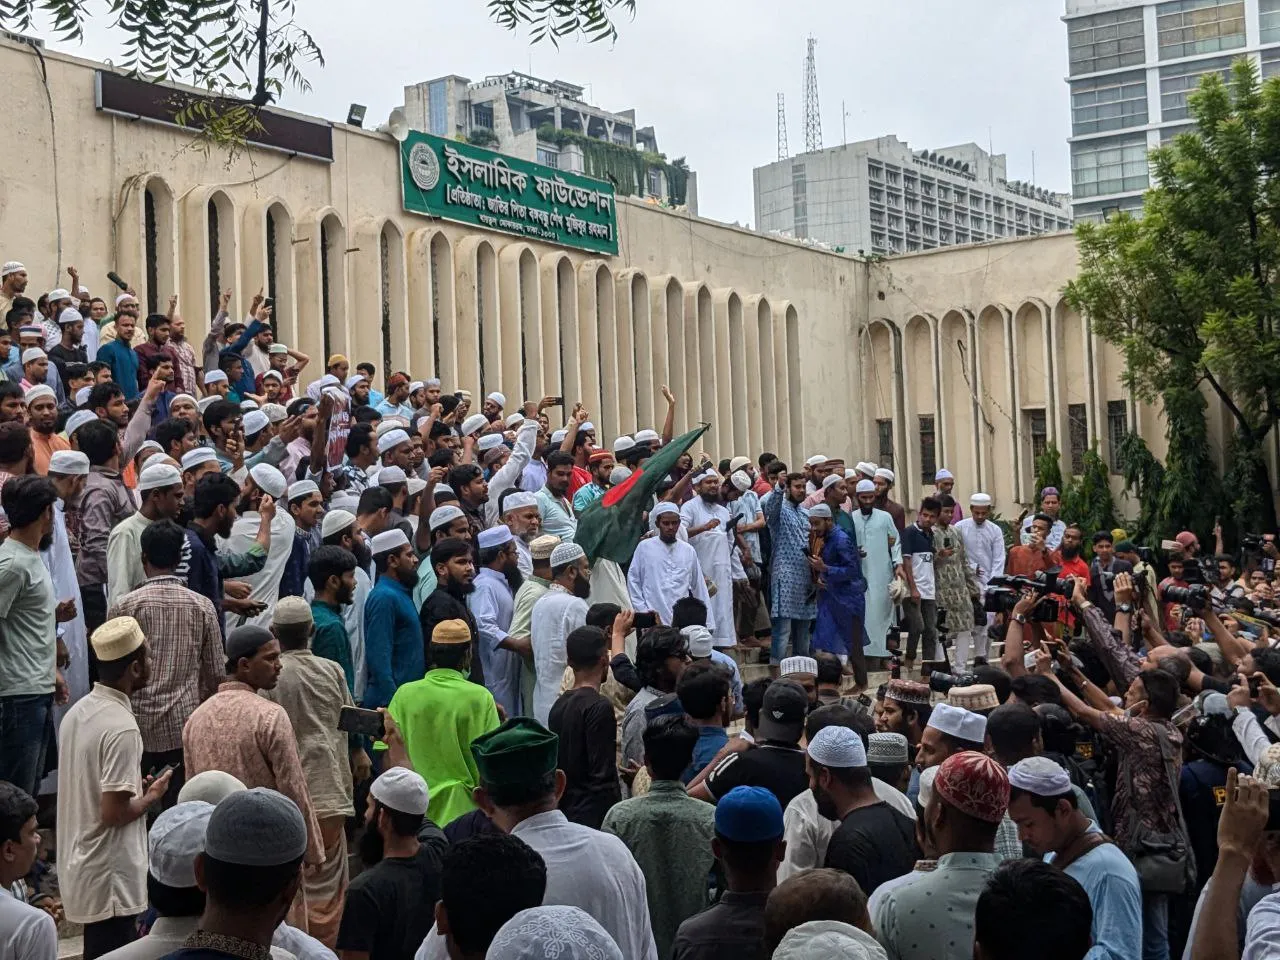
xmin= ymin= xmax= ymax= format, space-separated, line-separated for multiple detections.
xmin=498 ymin=489 xmax=542 ymax=576
xmin=529 ymin=542 xmax=593 ymax=725
xmin=308 ymin=544 xmax=360 ymax=694
xmin=481 ymin=391 xmax=505 ymax=423
xmin=448 ymin=463 xmax=489 ymax=539
xmin=0 ymin=381 xmax=27 ymax=424
xmin=376 ymin=373 xmax=415 ymax=421
xmin=807 ymin=504 xmax=867 ymax=688
xmin=184 ymin=472 xmax=268 ymax=638
xmin=953 ymin=493 xmax=1005 ymax=668
xmin=24 ymin=384 xmax=68 ymax=474
xmin=1057 ymin=525 xmax=1090 ymax=584
xmin=278 ymin=480 xmax=323 ymax=599
xmin=419 ymin=536 xmax=481 ymax=687
xmin=0 ymin=475 xmax=65 ymax=798
xmin=805 ymin=724 xmax=918 ymax=898
xmin=627 ymin=502 xmax=713 ymax=627
xmin=482 ymin=416 xmax=538 ymax=528
xmin=105 ymin=461 xmax=183 ymax=607
xmin=346 ymin=373 xmax=372 ymax=407
xmin=387 ymin=617 xmax=500 ymax=827
xmin=203 ymin=398 xmax=244 ymax=475
xmin=876 ymin=679 xmax=933 ymax=804
xmin=76 ymin=418 xmax=138 ymax=639
xmin=536 ymin=451 xmax=578 ymax=542
xmin=469 ymin=525 xmax=527 ymax=718
xmin=764 ymin=470 xmax=816 ymax=667
xmin=849 ymin=478 xmax=903 ymax=666
xmin=873 ymin=467 xmax=907 ymax=535
xmin=363 ymin=529 xmax=426 ymax=710
xmin=337 ymin=767 xmax=444 ymax=960
xmin=182 ymin=624 xmax=325 ymax=870
xmin=57 ymin=617 xmax=172 ymax=959
xmin=571 ymin=449 xmax=615 ymax=514
xmin=48 ymin=306 xmax=87 ymax=383
xmin=682 ymin=469 xmax=735 ymax=648
xmin=219 ymin=464 xmax=291 ymax=630
xmin=0 ymin=261 xmax=28 ymax=319
xmin=310 ymin=509 xmax=373 ymax=705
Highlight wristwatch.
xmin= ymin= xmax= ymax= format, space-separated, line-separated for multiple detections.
xmin=1012 ymin=613 xmax=1028 ymax=624
xmin=1117 ymin=603 xmax=1133 ymax=614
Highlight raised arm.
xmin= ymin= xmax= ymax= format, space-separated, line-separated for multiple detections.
xmin=660 ymin=384 xmax=676 ymax=445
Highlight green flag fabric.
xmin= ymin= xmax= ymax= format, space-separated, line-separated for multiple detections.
xmin=575 ymin=424 xmax=711 ymax=565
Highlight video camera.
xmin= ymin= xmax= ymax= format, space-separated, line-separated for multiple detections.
xmin=921 ymin=660 xmax=977 ymax=694
xmin=1098 ymin=567 xmax=1147 ymax=590
xmin=984 ymin=571 xmax=1068 ymax=622
xmin=1160 ymin=581 xmax=1212 ymax=612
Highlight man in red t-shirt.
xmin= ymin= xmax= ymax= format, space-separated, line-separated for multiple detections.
xmin=1158 ymin=556 xmax=1190 ymax=632
xmin=1057 ymin=524 xmax=1091 ymax=632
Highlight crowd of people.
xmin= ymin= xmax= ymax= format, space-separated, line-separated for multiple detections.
xmin=3 ymin=260 xmax=1280 ymax=960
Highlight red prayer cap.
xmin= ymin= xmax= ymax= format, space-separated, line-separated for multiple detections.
xmin=933 ymin=751 xmax=1009 ymax=824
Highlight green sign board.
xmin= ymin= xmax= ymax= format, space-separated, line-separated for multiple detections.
xmin=399 ymin=130 xmax=619 ymax=256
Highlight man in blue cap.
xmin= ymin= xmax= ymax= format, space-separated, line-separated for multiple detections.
xmin=671 ymin=786 xmax=785 ymax=960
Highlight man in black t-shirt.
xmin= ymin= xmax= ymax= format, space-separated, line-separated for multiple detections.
xmin=694 ymin=680 xmax=809 ymax=808
xmin=807 ymin=724 xmax=917 ymax=896
xmin=548 ymin=625 xmax=620 ymax=828
xmin=337 ymin=767 xmax=446 ymax=960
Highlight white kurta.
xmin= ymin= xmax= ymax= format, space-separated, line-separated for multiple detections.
xmin=680 ymin=498 xmax=734 ymax=646
xmin=850 ymin=507 xmax=903 ymax=658
xmin=468 ymin=567 xmax=521 ymax=718
xmin=483 ymin=420 xmax=538 ymax=528
xmin=415 ymin=810 xmax=658 ymax=960
xmin=39 ymin=502 xmax=89 ymax=796
xmin=529 ymin=585 xmax=589 ymax=725
xmin=626 ymin=536 xmax=712 ymax=630
xmin=218 ymin=510 xmax=296 ymax=629
xmin=953 ymin=516 xmax=1006 ymax=595
xmin=514 ymin=536 xmax=533 ymax=577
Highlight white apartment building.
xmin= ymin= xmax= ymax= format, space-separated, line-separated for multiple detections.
xmin=1066 ymin=0 xmax=1280 ymax=221
xmin=753 ymin=137 xmax=1071 ymax=256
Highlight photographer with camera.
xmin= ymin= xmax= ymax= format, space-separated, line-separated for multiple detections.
xmin=998 ymin=587 xmax=1051 ymax=679
xmin=1088 ymin=530 xmax=1134 ymax=623
xmin=1227 ymin=651 xmax=1280 ymax=768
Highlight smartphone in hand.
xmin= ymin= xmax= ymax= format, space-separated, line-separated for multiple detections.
xmin=338 ymin=705 xmax=385 ymax=739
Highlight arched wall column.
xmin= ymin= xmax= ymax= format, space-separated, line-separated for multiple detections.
xmin=431 ymin=232 xmax=459 ymax=385
xmin=773 ymin=301 xmax=794 ymax=464
xmin=128 ymin=176 xmax=179 ymax=321
xmin=681 ymin=283 xmax=709 ymax=431
xmin=938 ymin=308 xmax=978 ymax=492
xmin=655 ymin=277 xmax=685 ymax=434
xmin=860 ymin=318 xmax=905 ymax=477
xmin=1012 ymin=299 xmax=1053 ymax=502
xmin=742 ymin=295 xmax=769 ymax=456
xmin=785 ymin=304 xmax=804 ymax=465
xmin=974 ymin=305 xmax=1017 ymax=505
xmin=498 ymin=244 xmax=539 ymax=403
xmin=381 ymin=221 xmax=409 ymax=375
xmin=576 ymin=261 xmax=609 ymax=436
xmin=901 ymin=314 xmax=939 ymax=496
xmin=405 ymin=229 xmax=440 ymax=380
xmin=1051 ymin=298 xmax=1093 ymax=475
xmin=615 ymin=269 xmax=645 ymax=436
xmin=537 ymin=254 xmax=572 ymax=399
xmin=290 ymin=207 xmax=345 ymax=388
xmin=179 ymin=187 xmax=241 ymax=342
xmin=712 ymin=289 xmax=740 ymax=459
xmin=452 ymin=236 xmax=490 ymax=396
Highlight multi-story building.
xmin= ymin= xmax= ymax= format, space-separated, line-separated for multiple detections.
xmin=1065 ymin=0 xmax=1280 ymax=221
xmin=401 ymin=71 xmax=696 ymax=213
xmin=753 ymin=136 xmax=1071 ymax=256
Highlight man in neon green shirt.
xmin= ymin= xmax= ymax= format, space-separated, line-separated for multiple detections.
xmin=387 ymin=617 xmax=500 ymax=826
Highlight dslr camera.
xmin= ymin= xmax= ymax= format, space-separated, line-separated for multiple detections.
xmin=920 ymin=660 xmax=976 ymax=694
xmin=985 ymin=573 xmax=1062 ymax=622
xmin=1161 ymin=581 xmax=1212 ymax=612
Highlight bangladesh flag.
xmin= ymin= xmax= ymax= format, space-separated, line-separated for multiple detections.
xmin=576 ymin=424 xmax=710 ymax=565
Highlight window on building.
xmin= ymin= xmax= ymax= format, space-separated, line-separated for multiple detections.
xmin=1071 ymin=134 xmax=1150 ymax=199
xmin=320 ymin=222 xmax=332 ymax=359
xmin=536 ymin=146 xmax=559 ymax=168
xmin=919 ymin=415 xmax=936 ymax=484
xmin=265 ymin=209 xmax=278 ymax=337
xmin=144 ymin=189 xmax=159 ymax=315
xmin=380 ymin=230 xmax=392 ymax=380
xmin=1263 ymin=0 xmax=1280 ymax=43
xmin=1264 ymin=47 xmax=1280 ymax=78
xmin=877 ymin=421 xmax=895 ymax=469
xmin=1069 ymin=6 xmax=1146 ymax=75
xmin=792 ymin=164 xmax=808 ymax=238
xmin=428 ymin=81 xmax=448 ymax=136
xmin=1159 ymin=55 xmax=1234 ymax=122
xmin=1026 ymin=408 xmax=1048 ymax=462
xmin=647 ymin=167 xmax=662 ymax=197
xmin=1107 ymin=400 xmax=1129 ymax=473
xmin=472 ymin=104 xmax=494 ymax=129
xmin=207 ymin=199 xmax=221 ymax=319
xmin=1071 ymin=70 xmax=1149 ymax=135
xmin=1157 ymin=0 xmax=1245 ymax=60
xmin=1068 ymin=403 xmax=1089 ymax=474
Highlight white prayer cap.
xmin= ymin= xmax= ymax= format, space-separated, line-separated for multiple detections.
xmin=477 ymin=433 xmax=505 ymax=452
xmin=808 ymin=504 xmax=833 ymax=520
xmin=488 ymin=906 xmax=622 ymax=960
xmin=429 ymin=504 xmax=465 ymax=531
xmin=486 ymin=391 xmax=506 ymax=407
xmin=424 ymin=378 xmax=441 ymax=388
xmin=115 ymin=292 xmax=136 ymax=307
xmin=378 ymin=466 xmax=407 ymax=486
xmin=927 ymin=702 xmax=987 ymax=743
xmin=20 ymin=347 xmax=44 ymax=365
xmin=730 ymin=470 xmax=751 ymax=492
xmin=773 ymin=921 xmax=882 ymax=960
xmin=331 ymin=493 xmax=361 ymax=515
xmin=478 ymin=525 xmax=514 ymax=549
xmin=345 ymin=374 xmax=367 ymax=389
xmin=609 ymin=465 xmax=632 ymax=486
xmin=134 ymin=440 xmax=163 ymax=460
xmin=1 ymin=261 xmax=24 ymax=277
xmin=613 ymin=435 xmax=636 ymax=454
xmin=370 ymin=528 xmax=410 ymax=555
xmin=550 ymin=429 xmax=568 ymax=445
xmin=855 ymin=479 xmax=875 ymax=494
xmin=580 ymin=421 xmax=595 ymax=433
xmin=651 ymin=501 xmax=680 ymax=520
xmin=321 ymin=509 xmax=357 ymax=539
xmin=377 ymin=429 xmax=411 ymax=455
xmin=48 ymin=450 xmax=89 ymax=476
xmin=781 ymin=656 xmax=819 ymax=677
xmin=148 ymin=801 xmax=214 ymax=888
xmin=23 ymin=384 xmax=54 ymax=404
xmin=260 ymin=370 xmax=283 ymax=383
xmin=806 ymin=725 xmax=867 ymax=768
xmin=805 ymin=454 xmax=827 ymax=467
xmin=918 ymin=765 xmax=939 ymax=810
xmin=262 ymin=403 xmax=287 ymax=424
xmin=856 ymin=461 xmax=877 ymax=478
xmin=204 ymin=369 xmax=230 ymax=386
xmin=137 ymin=463 xmax=182 ymax=492
xmin=240 ymin=400 xmax=260 ymax=412
xmin=142 ymin=453 xmax=173 ymax=473
xmin=550 ymin=542 xmax=585 ymax=568
xmin=729 ymin=456 xmax=751 ymax=472
xmin=970 ymin=492 xmax=993 ymax=507
xmin=170 ymin=393 xmax=198 ymax=411
xmin=74 ymin=386 xmax=91 ymax=406
xmin=369 ymin=767 xmax=430 ymax=817
xmin=242 ymin=410 xmax=269 ymax=437
xmin=376 ymin=418 xmax=410 ymax=438
xmin=821 ymin=473 xmax=842 ymax=490
xmin=692 ymin=469 xmax=720 ymax=487
xmin=530 ymin=535 xmax=560 ymax=560
xmin=177 ymin=770 xmax=245 ymax=804
xmin=844 ymin=469 xmax=858 ymax=480
xmin=47 ymin=288 xmax=71 ymax=301
xmin=935 ymin=468 xmax=954 ymax=481
xmin=268 ymin=343 xmax=289 ymax=355
xmin=502 ymin=491 xmax=538 ymax=513
xmin=287 ymin=480 xmax=319 ymax=502
xmin=681 ymin=625 xmax=714 ymax=659
xmin=634 ymin=428 xmax=660 ymax=444
xmin=1007 ymin=756 xmax=1072 ymax=797
xmin=57 ymin=307 xmax=81 ymax=326
xmin=460 ymin=413 xmax=489 ymax=437
xmin=505 ymin=412 xmax=525 ymax=428
xmin=248 ymin=463 xmax=287 ymax=499
xmin=875 ymin=467 xmax=895 ymax=483
xmin=407 ymin=477 xmax=427 ymax=496
xmin=196 ymin=396 xmax=219 ymax=414
xmin=181 ymin=447 xmax=218 ymax=472
xmin=65 ymin=410 xmax=99 ymax=436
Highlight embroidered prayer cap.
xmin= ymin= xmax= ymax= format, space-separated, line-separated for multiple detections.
xmin=47 ymin=288 xmax=71 ymax=302
xmin=730 ymin=470 xmax=751 ymax=492
xmin=386 ymin=373 xmax=409 ymax=391
xmin=91 ymin=616 xmax=144 ymax=662
xmin=377 ymin=466 xmax=407 ymax=486
xmin=428 ymin=504 xmax=465 ymax=531
xmin=137 ymin=463 xmax=182 ymax=492
xmin=1258 ymin=744 xmax=1280 ymax=787
xmin=148 ymin=801 xmax=214 ymax=888
xmin=855 ymin=461 xmax=877 ymax=478
xmin=550 ymin=542 xmax=585 ymax=568
xmin=1007 ymin=756 xmax=1072 ymax=797
xmin=884 ymin=679 xmax=931 ymax=707
xmin=460 ymin=413 xmax=489 ymax=437
xmin=808 ymin=504 xmax=833 ymax=520
xmin=23 ymin=384 xmax=54 ymax=404
xmin=344 ymin=374 xmax=367 ymax=389
xmin=370 ymin=767 xmax=430 ymax=817
xmin=432 ymin=619 xmax=471 ymax=645
xmin=477 ymin=433 xmax=505 ymax=452
xmin=502 ymin=491 xmax=538 ymax=514
xmin=169 ymin=393 xmax=198 ymax=411
xmin=249 ymin=463 xmax=287 ymax=499
xmin=780 ymin=656 xmax=818 ymax=678
xmin=805 ymin=454 xmax=827 ymax=467
xmin=806 ymin=725 xmax=867 ymax=768
xmin=487 ymin=905 xmax=623 ymax=960
xmin=471 ymin=717 xmax=560 ymax=790
xmin=680 ymin=625 xmax=714 ymax=659
xmin=225 ymin=624 xmax=275 ymax=664
xmin=932 ymin=751 xmax=1009 ymax=823
xmin=424 ymin=378 xmax=441 ymax=389
xmin=970 ymin=493 xmax=993 ymax=507
xmin=268 ymin=343 xmax=289 ymax=355
xmin=867 ymin=732 xmax=909 ymax=766
xmin=242 ymin=410 xmax=269 ymax=436
xmin=203 ymin=787 xmax=307 ymax=867
xmin=935 ymin=468 xmax=954 ymax=481
xmin=927 ymin=702 xmax=987 ymax=743
xmin=1 ymin=261 xmax=24 ymax=277
xmin=410 ymin=381 xmax=425 ymax=394
xmin=48 ymin=450 xmax=89 ymax=476
xmin=587 ymin=449 xmax=612 ymax=465
xmin=774 ymin=921 xmax=884 ymax=960
xmin=180 ymin=447 xmax=218 ymax=471
xmin=370 ymin=529 xmax=410 ymax=556
xmin=178 ymin=770 xmax=246 ymax=804
xmin=271 ymin=597 xmax=312 ymax=629
xmin=529 ymin=534 xmax=561 ymax=560
xmin=203 ymin=369 xmax=228 ymax=385
xmin=57 ymin=307 xmax=81 ymax=326
xmin=287 ymin=480 xmax=319 ymax=502
xmin=946 ymin=684 xmax=1000 ymax=713
xmin=486 ymin=392 xmax=506 ymax=407
xmin=377 ymin=429 xmax=411 ymax=455
xmin=714 ymin=786 xmax=784 ymax=842
xmin=20 ymin=348 xmax=45 ymax=365
xmin=651 ymin=501 xmax=680 ymax=520
xmin=478 ymin=525 xmax=514 ymax=550
xmin=855 ymin=479 xmax=876 ymax=495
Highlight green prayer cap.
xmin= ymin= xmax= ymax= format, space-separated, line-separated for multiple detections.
xmin=471 ymin=717 xmax=559 ymax=788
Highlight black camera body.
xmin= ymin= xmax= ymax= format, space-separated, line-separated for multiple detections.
xmin=927 ymin=668 xmax=978 ymax=694
xmin=1161 ymin=581 xmax=1211 ymax=612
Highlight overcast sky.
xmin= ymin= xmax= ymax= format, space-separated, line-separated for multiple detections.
xmin=39 ymin=0 xmax=1074 ymax=226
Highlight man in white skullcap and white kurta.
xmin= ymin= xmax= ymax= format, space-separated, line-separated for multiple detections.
xmin=469 ymin=525 xmax=525 ymax=717
xmin=850 ymin=478 xmax=903 ymax=663
xmin=529 ymin=542 xmax=591 ymax=724
xmin=501 ymin=490 xmax=542 ymax=576
xmin=681 ymin=470 xmax=734 ymax=647
xmin=484 ymin=415 xmax=539 ymax=527
xmin=627 ymin=501 xmax=713 ymax=629
xmin=44 ymin=451 xmax=91 ymax=715
xmin=952 ymin=493 xmax=1005 ymax=667
xmin=218 ymin=464 xmax=293 ymax=629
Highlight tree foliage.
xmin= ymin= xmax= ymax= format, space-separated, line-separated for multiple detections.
xmin=486 ymin=0 xmax=635 ymax=45
xmin=1063 ymin=57 xmax=1280 ymax=530
xmin=1061 ymin=446 xmax=1118 ymax=543
xmin=1033 ymin=442 xmax=1065 ymax=508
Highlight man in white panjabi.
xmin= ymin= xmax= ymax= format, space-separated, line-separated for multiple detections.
xmin=952 ymin=492 xmax=1006 ymax=667
xmin=626 ymin=502 xmax=711 ymax=629
xmin=217 ymin=464 xmax=291 ymax=630
xmin=528 ymin=542 xmax=592 ymax=725
xmin=849 ymin=477 xmax=903 ymax=662
xmin=680 ymin=470 xmax=734 ymax=647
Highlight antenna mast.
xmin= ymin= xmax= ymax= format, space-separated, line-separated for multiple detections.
xmin=803 ymin=36 xmax=823 ymax=153
xmin=776 ymin=92 xmax=789 ymax=160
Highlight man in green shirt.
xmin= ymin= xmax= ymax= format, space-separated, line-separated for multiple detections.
xmin=388 ymin=618 xmax=500 ymax=826
xmin=603 ymin=714 xmax=715 ymax=959
xmin=307 ymin=544 xmax=359 ymax=694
